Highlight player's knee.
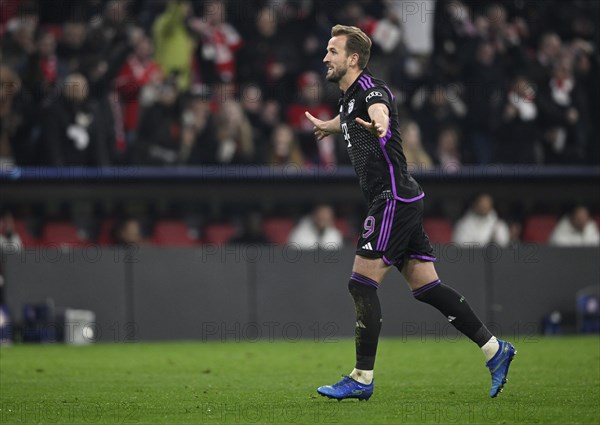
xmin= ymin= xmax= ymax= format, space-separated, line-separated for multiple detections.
xmin=348 ymin=272 xmax=380 ymax=294
xmin=411 ymin=279 xmax=442 ymax=300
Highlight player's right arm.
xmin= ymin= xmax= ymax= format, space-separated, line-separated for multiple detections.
xmin=305 ymin=112 xmax=341 ymax=141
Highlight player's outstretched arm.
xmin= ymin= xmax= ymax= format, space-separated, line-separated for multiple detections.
xmin=355 ymin=104 xmax=389 ymax=138
xmin=305 ymin=112 xmax=341 ymax=141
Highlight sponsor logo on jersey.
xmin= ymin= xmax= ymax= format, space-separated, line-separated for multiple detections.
xmin=348 ymin=99 xmax=355 ymax=113
xmin=361 ymin=242 xmax=373 ymax=250
xmin=366 ymin=91 xmax=382 ymax=102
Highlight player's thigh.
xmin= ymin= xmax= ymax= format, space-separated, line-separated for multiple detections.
xmin=352 ymin=255 xmax=392 ymax=284
xmin=401 ymin=259 xmax=439 ymax=291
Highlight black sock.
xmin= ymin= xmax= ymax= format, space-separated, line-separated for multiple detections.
xmin=413 ymin=280 xmax=492 ymax=347
xmin=349 ymin=272 xmax=382 ymax=370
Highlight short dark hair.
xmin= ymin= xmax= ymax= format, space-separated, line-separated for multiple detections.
xmin=331 ymin=25 xmax=372 ymax=69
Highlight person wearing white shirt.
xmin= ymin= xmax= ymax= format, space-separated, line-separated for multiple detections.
xmin=288 ymin=205 xmax=342 ymax=250
xmin=549 ymin=206 xmax=600 ymax=247
xmin=453 ymin=194 xmax=510 ymax=247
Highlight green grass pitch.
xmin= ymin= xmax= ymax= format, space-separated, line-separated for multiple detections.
xmin=1 ymin=336 xmax=599 ymax=424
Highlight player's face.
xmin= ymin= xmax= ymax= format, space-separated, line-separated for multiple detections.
xmin=323 ymin=36 xmax=350 ymax=83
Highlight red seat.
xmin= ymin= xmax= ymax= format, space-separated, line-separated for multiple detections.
xmin=42 ymin=221 xmax=85 ymax=246
xmin=262 ymin=218 xmax=295 ymax=245
xmin=152 ymin=220 xmax=198 ymax=246
xmin=522 ymin=215 xmax=557 ymax=243
xmin=203 ymin=223 xmax=237 ymax=245
xmin=335 ymin=218 xmax=353 ymax=239
xmin=13 ymin=219 xmax=41 ymax=247
xmin=423 ymin=217 xmax=453 ymax=244
xmin=96 ymin=219 xmax=115 ymax=245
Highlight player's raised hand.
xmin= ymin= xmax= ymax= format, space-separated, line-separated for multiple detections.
xmin=355 ymin=117 xmax=386 ymax=138
xmin=305 ymin=111 xmax=330 ymax=141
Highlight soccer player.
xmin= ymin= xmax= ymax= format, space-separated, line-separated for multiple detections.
xmin=305 ymin=25 xmax=515 ymax=401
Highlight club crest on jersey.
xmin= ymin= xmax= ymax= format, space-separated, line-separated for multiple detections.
xmin=348 ymin=99 xmax=355 ymax=114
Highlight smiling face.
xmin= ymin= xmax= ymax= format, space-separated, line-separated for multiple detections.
xmin=323 ymin=36 xmax=353 ymax=83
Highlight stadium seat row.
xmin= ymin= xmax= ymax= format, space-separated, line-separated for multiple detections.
xmin=13 ymin=218 xmax=343 ymax=247
xmin=12 ymin=215 xmax=600 ymax=247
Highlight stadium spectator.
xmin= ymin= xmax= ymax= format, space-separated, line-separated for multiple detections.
xmin=0 ymin=66 xmax=36 ymax=167
xmin=189 ymin=0 xmax=242 ymax=84
xmin=181 ymin=88 xmax=218 ymax=165
xmin=432 ymin=0 xmax=479 ymax=81
xmin=236 ymin=7 xmax=300 ymax=98
xmin=212 ymin=101 xmax=255 ymax=164
xmin=1 ymin=2 xmax=39 ymax=69
xmin=239 ymin=84 xmax=273 ymax=160
xmin=258 ymin=98 xmax=284 ymax=156
xmin=412 ymin=84 xmax=466 ymax=157
xmin=152 ymin=0 xmax=197 ymax=91
xmin=528 ymin=33 xmax=562 ymax=89
xmin=77 ymin=0 xmax=131 ymax=157
xmin=400 ymin=120 xmax=433 ymax=172
xmin=56 ymin=21 xmax=89 ymax=73
xmin=79 ymin=15 xmax=134 ymax=165
xmin=266 ymin=123 xmax=305 ymax=167
xmin=549 ymin=206 xmax=600 ymax=247
xmin=571 ymin=40 xmax=600 ymax=164
xmin=478 ymin=2 xmax=528 ymax=73
xmin=435 ymin=125 xmax=462 ymax=172
xmin=537 ymin=58 xmax=589 ymax=163
xmin=453 ymin=193 xmax=510 ymax=247
xmin=115 ymin=30 xmax=163 ymax=145
xmin=463 ymin=40 xmax=504 ymax=164
xmin=135 ymin=78 xmax=182 ymax=165
xmin=40 ymin=73 xmax=110 ymax=166
xmin=115 ymin=217 xmax=145 ymax=246
xmin=345 ymin=1 xmax=403 ymax=80
xmin=20 ymin=30 xmax=69 ymax=107
xmin=288 ymin=205 xmax=342 ymax=250
xmin=498 ymin=75 xmax=539 ymax=163
xmin=296 ymin=13 xmax=332 ymax=75
xmin=287 ymin=71 xmax=336 ymax=166
xmin=87 ymin=0 xmax=131 ymax=59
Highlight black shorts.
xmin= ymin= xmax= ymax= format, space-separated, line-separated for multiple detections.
xmin=356 ymin=198 xmax=435 ymax=271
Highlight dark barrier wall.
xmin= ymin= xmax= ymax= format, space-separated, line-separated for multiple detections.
xmin=3 ymin=246 xmax=599 ymax=342
xmin=3 ymin=246 xmax=129 ymax=341
xmin=132 ymin=248 xmax=250 ymax=341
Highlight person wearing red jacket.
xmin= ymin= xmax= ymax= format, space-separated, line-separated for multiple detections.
xmin=115 ymin=31 xmax=163 ymax=144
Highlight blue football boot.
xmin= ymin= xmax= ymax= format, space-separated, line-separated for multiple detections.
xmin=317 ymin=375 xmax=373 ymax=401
xmin=486 ymin=339 xmax=516 ymax=397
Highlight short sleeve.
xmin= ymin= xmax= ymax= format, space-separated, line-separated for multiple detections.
xmin=364 ymin=87 xmax=391 ymax=111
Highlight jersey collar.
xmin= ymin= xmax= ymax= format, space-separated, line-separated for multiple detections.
xmin=343 ymin=68 xmax=372 ymax=96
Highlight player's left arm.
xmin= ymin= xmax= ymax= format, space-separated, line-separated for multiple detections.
xmin=355 ymin=103 xmax=390 ymax=138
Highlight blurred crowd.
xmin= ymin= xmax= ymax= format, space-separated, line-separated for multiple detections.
xmin=1 ymin=0 xmax=599 ymax=169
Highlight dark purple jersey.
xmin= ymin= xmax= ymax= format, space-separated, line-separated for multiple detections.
xmin=339 ymin=70 xmax=424 ymax=205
